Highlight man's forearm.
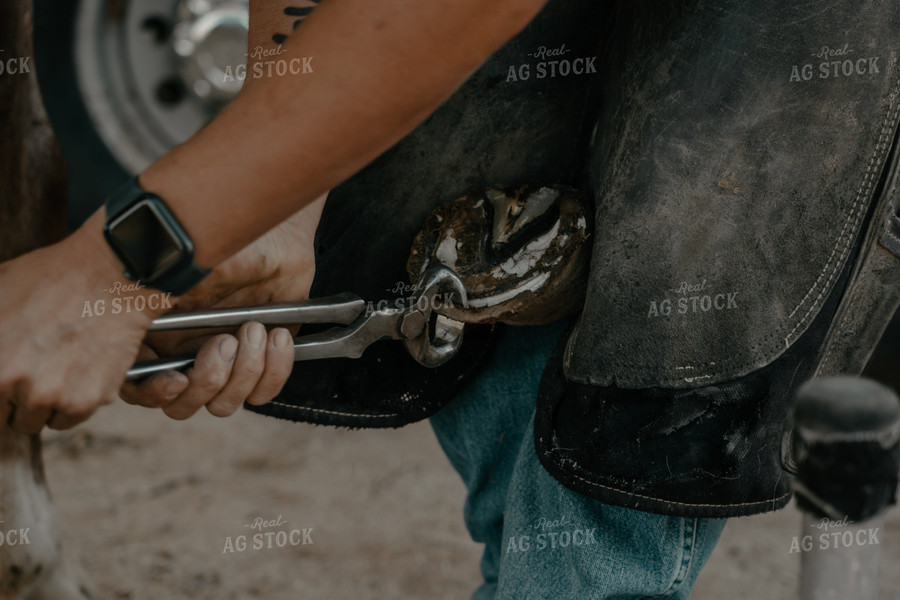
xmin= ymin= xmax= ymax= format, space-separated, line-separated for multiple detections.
xmin=138 ymin=0 xmax=548 ymax=269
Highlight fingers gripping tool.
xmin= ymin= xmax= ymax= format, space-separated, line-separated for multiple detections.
xmin=125 ymin=265 xmax=467 ymax=381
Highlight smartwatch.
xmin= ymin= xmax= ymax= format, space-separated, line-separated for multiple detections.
xmin=103 ymin=177 xmax=210 ymax=296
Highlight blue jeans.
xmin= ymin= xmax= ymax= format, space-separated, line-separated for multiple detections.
xmin=430 ymin=321 xmax=726 ymax=599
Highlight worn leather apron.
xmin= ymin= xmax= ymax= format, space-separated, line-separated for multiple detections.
xmin=249 ymin=0 xmax=611 ymax=427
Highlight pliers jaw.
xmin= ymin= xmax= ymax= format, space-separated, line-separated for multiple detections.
xmin=401 ymin=264 xmax=467 ymax=368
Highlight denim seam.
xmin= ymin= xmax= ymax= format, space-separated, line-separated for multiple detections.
xmin=649 ymin=518 xmax=697 ymax=599
xmin=568 ymin=471 xmax=791 ymax=509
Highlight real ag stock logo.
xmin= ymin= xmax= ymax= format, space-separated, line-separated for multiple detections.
xmin=506 ymin=43 xmax=597 ymax=83
xmin=505 ymin=516 xmax=598 ymax=554
xmin=222 ymin=515 xmax=314 ymax=554
xmin=222 ymin=45 xmax=313 ymax=83
xmin=789 ymin=43 xmax=882 ymax=83
xmin=81 ymin=281 xmax=173 ymax=318
xmin=0 ymin=50 xmax=31 ymax=77
xmin=0 ymin=521 xmax=31 ymax=547
xmin=789 ymin=516 xmax=881 ymax=554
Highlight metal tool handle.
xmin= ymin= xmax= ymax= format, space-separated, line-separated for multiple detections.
xmin=126 ymin=293 xmax=366 ymax=381
xmin=126 ymin=356 xmax=197 ymax=381
xmin=147 ymin=293 xmax=365 ymax=331
xmin=124 ymin=310 xmax=405 ymax=382
xmin=125 ymin=266 xmax=469 ymax=381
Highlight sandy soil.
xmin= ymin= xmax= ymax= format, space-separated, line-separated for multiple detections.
xmin=36 ymin=398 xmax=900 ymax=600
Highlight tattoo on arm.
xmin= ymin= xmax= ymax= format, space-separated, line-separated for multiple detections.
xmin=273 ymin=1 xmax=322 ymax=45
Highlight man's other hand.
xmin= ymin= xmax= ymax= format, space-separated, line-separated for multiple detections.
xmin=119 ymin=194 xmax=324 ymax=420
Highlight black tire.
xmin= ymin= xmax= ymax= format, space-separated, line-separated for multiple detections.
xmin=34 ymin=0 xmax=129 ymax=230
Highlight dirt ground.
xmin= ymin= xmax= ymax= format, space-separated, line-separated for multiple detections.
xmin=40 ymin=398 xmax=900 ymax=600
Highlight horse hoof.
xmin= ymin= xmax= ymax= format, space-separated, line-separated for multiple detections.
xmin=407 ymin=184 xmax=591 ymax=325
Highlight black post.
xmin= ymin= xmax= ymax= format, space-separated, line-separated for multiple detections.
xmin=791 ymin=376 xmax=900 ymax=600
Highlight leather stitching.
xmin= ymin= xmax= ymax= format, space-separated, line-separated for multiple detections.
xmin=266 ymin=400 xmax=399 ymax=419
xmin=568 ymin=470 xmax=792 ymax=509
xmin=820 ymin=147 xmax=900 ymax=374
xmin=783 ymin=94 xmax=900 ymax=337
xmin=589 ymin=82 xmax=900 ymax=383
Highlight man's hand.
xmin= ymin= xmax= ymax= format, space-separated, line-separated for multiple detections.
xmin=119 ymin=194 xmax=325 ymax=420
xmin=0 ymin=212 xmax=163 ymax=433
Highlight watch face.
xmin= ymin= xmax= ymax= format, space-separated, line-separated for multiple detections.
xmin=107 ymin=199 xmax=185 ymax=283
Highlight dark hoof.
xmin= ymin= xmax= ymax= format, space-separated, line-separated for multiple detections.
xmin=407 ymin=184 xmax=591 ymax=325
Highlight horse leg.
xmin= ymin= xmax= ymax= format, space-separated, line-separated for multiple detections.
xmin=0 ymin=1 xmax=94 ymax=598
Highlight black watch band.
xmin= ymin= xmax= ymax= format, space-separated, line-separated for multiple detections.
xmin=103 ymin=177 xmax=210 ymax=296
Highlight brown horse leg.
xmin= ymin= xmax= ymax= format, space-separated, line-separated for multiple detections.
xmin=0 ymin=1 xmax=94 ymax=598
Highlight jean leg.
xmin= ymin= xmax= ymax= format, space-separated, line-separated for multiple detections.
xmin=430 ymin=321 xmax=571 ymax=600
xmin=496 ymin=413 xmax=727 ymax=600
xmin=431 ymin=320 xmax=726 ymax=599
